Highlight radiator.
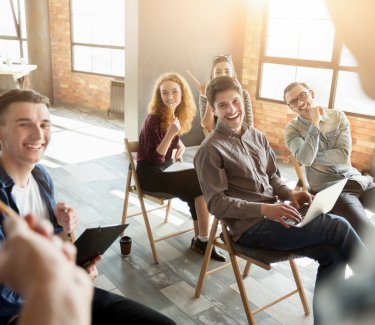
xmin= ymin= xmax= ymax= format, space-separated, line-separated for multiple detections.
xmin=109 ymin=80 xmax=125 ymax=115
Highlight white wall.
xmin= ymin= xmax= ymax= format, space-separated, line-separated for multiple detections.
xmin=125 ymin=0 xmax=247 ymax=145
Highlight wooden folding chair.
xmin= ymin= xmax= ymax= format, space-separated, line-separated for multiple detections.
xmin=121 ymin=138 xmax=193 ymax=264
xmin=195 ymin=217 xmax=310 ymax=324
xmin=291 ymin=156 xmax=309 ymax=192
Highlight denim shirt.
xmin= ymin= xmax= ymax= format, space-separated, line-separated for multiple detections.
xmin=0 ymin=164 xmax=63 ymax=317
xmin=284 ymin=109 xmax=370 ymax=192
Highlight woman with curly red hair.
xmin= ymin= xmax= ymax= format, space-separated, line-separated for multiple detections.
xmin=136 ymin=72 xmax=225 ymax=262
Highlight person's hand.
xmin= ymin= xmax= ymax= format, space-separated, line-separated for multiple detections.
xmin=197 ymin=83 xmax=207 ymax=97
xmin=260 ymin=202 xmax=302 ymax=228
xmin=53 ymin=202 xmax=78 ymax=233
xmin=308 ymin=106 xmax=322 ymax=127
xmin=0 ymin=214 xmax=92 ymax=297
xmin=82 ymin=255 xmax=102 ymax=281
xmin=167 ymin=117 xmax=181 ymax=136
xmin=175 ymin=140 xmax=185 ymax=161
xmin=288 ymin=190 xmax=314 ymax=209
xmin=0 ymin=214 xmax=93 ymax=325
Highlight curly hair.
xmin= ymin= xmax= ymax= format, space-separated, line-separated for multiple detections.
xmin=148 ymin=72 xmax=196 ymax=135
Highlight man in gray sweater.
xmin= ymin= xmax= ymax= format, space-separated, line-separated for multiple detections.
xmin=283 ymin=82 xmax=375 ymax=236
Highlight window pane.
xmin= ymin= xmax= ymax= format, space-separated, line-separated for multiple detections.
xmin=266 ymin=19 xmax=300 ymax=58
xmin=71 ymin=0 xmax=124 ymax=77
xmin=111 ymin=49 xmax=125 ymax=77
xmin=260 ymin=63 xmax=297 ymax=101
xmin=71 ymin=15 xmax=92 ymax=43
xmin=92 ymin=47 xmax=112 ymax=75
xmin=299 ymin=20 xmax=334 ymax=61
xmin=269 ymin=0 xmax=331 ymax=19
xmin=260 ymin=63 xmax=332 ymax=105
xmin=73 ymin=45 xmax=124 ymax=77
xmin=266 ymin=0 xmax=333 ymax=61
xmin=22 ymin=41 xmax=28 ymax=63
xmin=340 ymin=46 xmax=358 ymax=67
xmin=20 ymin=0 xmax=27 ymax=38
xmin=73 ymin=45 xmax=92 ymax=72
xmin=266 ymin=19 xmax=333 ymax=61
xmin=0 ymin=1 xmax=16 ymax=36
xmin=334 ymin=71 xmax=375 ymax=116
xmin=0 ymin=39 xmax=20 ymax=63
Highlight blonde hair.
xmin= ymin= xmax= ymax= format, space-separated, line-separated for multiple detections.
xmin=148 ymin=72 xmax=196 ymax=135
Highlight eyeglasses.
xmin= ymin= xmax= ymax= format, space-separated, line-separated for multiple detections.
xmin=287 ymin=90 xmax=311 ymax=108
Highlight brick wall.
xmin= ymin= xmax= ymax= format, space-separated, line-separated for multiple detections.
xmin=242 ymin=0 xmax=375 ymax=172
xmin=48 ymin=0 xmax=112 ymax=111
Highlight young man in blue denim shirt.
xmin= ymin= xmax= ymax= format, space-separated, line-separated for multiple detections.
xmin=283 ymin=82 xmax=375 ymax=236
xmin=194 ymin=76 xmax=366 ymax=322
xmin=0 ymin=89 xmax=175 ymax=325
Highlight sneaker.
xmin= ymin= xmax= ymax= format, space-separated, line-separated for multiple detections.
xmin=191 ymin=237 xmax=226 ymax=262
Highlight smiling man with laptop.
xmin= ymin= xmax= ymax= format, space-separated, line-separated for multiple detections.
xmin=284 ymin=82 xmax=375 ymax=236
xmin=194 ymin=76 xmax=366 ymax=321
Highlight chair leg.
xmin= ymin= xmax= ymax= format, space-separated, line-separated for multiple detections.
xmin=195 ymin=218 xmax=218 ymax=298
xmin=164 ymin=199 xmax=172 ymax=224
xmin=222 ymin=224 xmax=255 ymax=325
xmin=289 ymin=258 xmax=310 ymax=315
xmin=138 ymin=194 xmax=160 ymax=264
xmin=121 ymin=169 xmax=132 ymax=226
xmin=243 ymin=261 xmax=252 ymax=277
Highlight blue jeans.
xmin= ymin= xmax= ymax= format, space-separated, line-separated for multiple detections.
xmin=237 ymin=213 xmax=365 ymax=323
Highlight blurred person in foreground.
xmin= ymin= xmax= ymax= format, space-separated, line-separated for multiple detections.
xmin=0 ymin=213 xmax=93 ymax=325
xmin=318 ymin=1 xmax=375 ymax=324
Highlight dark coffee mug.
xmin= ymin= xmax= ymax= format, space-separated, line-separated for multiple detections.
xmin=119 ymin=236 xmax=132 ymax=256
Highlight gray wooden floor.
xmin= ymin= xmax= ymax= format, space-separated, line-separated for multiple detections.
xmin=44 ymin=105 xmax=317 ymax=325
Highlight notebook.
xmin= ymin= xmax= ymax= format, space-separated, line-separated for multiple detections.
xmin=75 ymin=223 xmax=128 ymax=266
xmin=284 ymin=178 xmax=348 ymax=227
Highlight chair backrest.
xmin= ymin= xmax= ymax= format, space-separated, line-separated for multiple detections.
xmin=124 ymin=138 xmax=139 ymax=184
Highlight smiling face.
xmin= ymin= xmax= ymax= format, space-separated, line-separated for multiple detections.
xmin=213 ymin=89 xmax=244 ymax=133
xmin=284 ymin=84 xmax=315 ymax=119
xmin=0 ymin=101 xmax=51 ymax=170
xmin=159 ymin=80 xmax=182 ymax=111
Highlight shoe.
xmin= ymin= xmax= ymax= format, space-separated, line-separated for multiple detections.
xmin=191 ymin=237 xmax=226 ymax=262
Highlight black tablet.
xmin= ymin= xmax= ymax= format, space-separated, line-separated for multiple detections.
xmin=75 ymin=224 xmax=129 ymax=267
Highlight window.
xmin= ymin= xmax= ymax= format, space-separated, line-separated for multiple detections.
xmin=0 ymin=0 xmax=28 ymax=64
xmin=70 ymin=0 xmax=125 ymax=77
xmin=258 ymin=0 xmax=375 ymax=117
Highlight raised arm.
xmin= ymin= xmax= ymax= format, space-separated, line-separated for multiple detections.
xmin=156 ymin=116 xmax=181 ymax=156
xmin=285 ymin=111 xmax=351 ymax=166
xmin=242 ymin=89 xmax=254 ymax=127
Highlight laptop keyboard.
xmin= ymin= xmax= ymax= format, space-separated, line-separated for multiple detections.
xmin=298 ymin=204 xmax=309 ymax=217
xmin=282 ymin=204 xmax=310 ymax=226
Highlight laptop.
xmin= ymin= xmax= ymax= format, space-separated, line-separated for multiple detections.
xmin=284 ymin=178 xmax=348 ymax=227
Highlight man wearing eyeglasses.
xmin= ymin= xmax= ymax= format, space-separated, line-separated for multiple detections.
xmin=283 ymin=82 xmax=375 ymax=237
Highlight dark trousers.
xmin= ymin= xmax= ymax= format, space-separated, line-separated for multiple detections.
xmin=0 ymin=288 xmax=176 ymax=325
xmin=137 ymin=161 xmax=203 ymax=220
xmin=92 ymin=287 xmax=175 ymax=325
xmin=331 ymin=180 xmax=375 ymax=236
xmin=237 ymin=213 xmax=366 ymax=321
